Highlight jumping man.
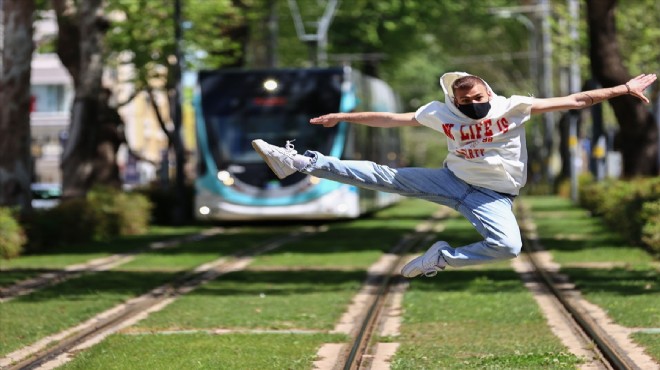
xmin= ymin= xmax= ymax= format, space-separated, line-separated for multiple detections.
xmin=252 ymin=71 xmax=657 ymax=278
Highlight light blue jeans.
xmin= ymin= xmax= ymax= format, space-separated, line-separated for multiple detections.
xmin=300 ymin=151 xmax=522 ymax=268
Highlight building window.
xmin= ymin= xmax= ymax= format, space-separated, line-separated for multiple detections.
xmin=31 ymin=84 xmax=71 ymax=113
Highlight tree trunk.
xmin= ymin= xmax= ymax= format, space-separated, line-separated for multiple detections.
xmin=53 ymin=0 xmax=120 ymax=198
xmin=586 ymin=0 xmax=658 ymax=177
xmin=0 ymin=0 xmax=35 ymax=210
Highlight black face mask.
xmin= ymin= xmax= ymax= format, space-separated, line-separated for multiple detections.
xmin=457 ymin=101 xmax=491 ymax=120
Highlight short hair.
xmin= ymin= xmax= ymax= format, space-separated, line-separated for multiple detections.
xmin=451 ymin=75 xmax=487 ymax=93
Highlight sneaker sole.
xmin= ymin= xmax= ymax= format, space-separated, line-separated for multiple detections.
xmin=400 ymin=257 xmax=423 ymax=278
xmin=401 ymin=243 xmax=447 ymax=278
xmin=251 ymin=140 xmax=291 ymax=179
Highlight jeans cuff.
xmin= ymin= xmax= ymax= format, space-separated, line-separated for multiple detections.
xmin=301 ymin=151 xmax=318 ymax=171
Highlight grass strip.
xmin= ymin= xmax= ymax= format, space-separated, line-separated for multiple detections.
xmin=632 ymin=333 xmax=660 ymax=361
xmin=132 ymin=269 xmax=364 ymax=331
xmin=393 ymin=268 xmax=582 ymax=369
xmin=252 ymin=199 xmax=442 ymax=268
xmin=60 ymin=332 xmax=346 ymax=370
xmin=392 ymin=206 xmax=583 ymax=369
xmin=0 ymin=231 xmax=286 ymax=356
xmin=0 ymin=226 xmax=209 ymax=288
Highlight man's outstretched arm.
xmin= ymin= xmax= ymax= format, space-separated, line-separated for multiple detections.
xmin=531 ymin=73 xmax=657 ymax=114
xmin=310 ymin=112 xmax=420 ymax=128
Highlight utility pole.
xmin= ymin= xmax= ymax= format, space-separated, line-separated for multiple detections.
xmin=172 ymin=0 xmax=185 ymax=224
xmin=539 ymin=0 xmax=556 ymax=184
xmin=287 ymin=0 xmax=339 ymax=66
xmin=568 ymin=0 xmax=580 ymax=201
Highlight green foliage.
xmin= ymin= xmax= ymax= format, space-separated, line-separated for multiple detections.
xmin=579 ymin=177 xmax=660 ymax=253
xmin=27 ymin=187 xmax=153 ymax=250
xmin=641 ymin=200 xmax=660 ymax=254
xmin=106 ymin=0 xmax=245 ymax=91
xmin=616 ymin=0 xmax=660 ymax=75
xmin=87 ymin=186 xmax=153 ymax=239
xmin=0 ymin=208 xmax=26 ymax=259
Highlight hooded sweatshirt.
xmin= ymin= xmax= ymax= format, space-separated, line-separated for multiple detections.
xmin=414 ymin=72 xmax=534 ymax=195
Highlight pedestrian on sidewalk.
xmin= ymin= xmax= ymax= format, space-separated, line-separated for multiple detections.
xmin=252 ymin=72 xmax=657 ymax=278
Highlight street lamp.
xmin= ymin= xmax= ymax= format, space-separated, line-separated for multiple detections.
xmin=490 ymin=1 xmax=556 ymax=184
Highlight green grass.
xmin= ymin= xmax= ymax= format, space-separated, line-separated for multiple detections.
xmin=133 ymin=269 xmax=364 ymax=331
xmin=0 ymin=269 xmax=51 ymax=288
xmin=632 ymin=332 xmax=660 ymax=362
xmin=390 ymin=203 xmax=585 ymax=369
xmin=252 ymin=199 xmax=444 ymax=269
xmin=524 ymin=196 xmax=655 ymax=265
xmin=0 ymin=270 xmax=178 ymax=356
xmin=61 ymin=332 xmax=345 ymax=370
xmin=0 ymin=226 xmax=210 ymax=275
xmin=561 ymin=267 xmax=659 ymax=327
xmin=393 ymin=269 xmax=582 ymax=369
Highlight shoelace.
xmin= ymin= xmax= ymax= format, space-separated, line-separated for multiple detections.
xmin=423 ymin=268 xmax=438 ymax=277
xmin=285 ymin=140 xmax=298 ymax=155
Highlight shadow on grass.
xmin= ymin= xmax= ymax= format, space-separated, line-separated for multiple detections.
xmin=187 ymin=268 xmax=529 ymax=297
xmin=536 ymin=235 xmax=631 ymax=252
xmin=13 ymin=270 xmax=180 ymax=303
xmin=6 ymin=268 xmax=527 ymax=304
xmin=0 ymin=269 xmax=55 ymax=288
xmin=407 ymin=269 xmax=529 ymax=294
xmin=561 ymin=267 xmax=660 ymax=297
xmin=23 ymin=231 xmax=210 ymax=256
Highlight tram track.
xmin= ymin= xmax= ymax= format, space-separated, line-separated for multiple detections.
xmin=341 ymin=234 xmax=431 ymax=370
xmin=516 ymin=202 xmax=648 ymax=370
xmin=332 ymin=203 xmax=651 ymax=370
xmin=0 ymin=227 xmax=227 ymax=302
xmin=2 ymin=226 xmax=324 ymax=370
xmin=4 ymin=202 xmax=650 ymax=369
xmin=328 ymin=214 xmax=446 ymax=370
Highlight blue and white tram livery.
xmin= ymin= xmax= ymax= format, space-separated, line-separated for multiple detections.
xmin=194 ymin=66 xmax=402 ymax=221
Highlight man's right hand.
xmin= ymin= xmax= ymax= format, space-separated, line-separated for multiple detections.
xmin=310 ymin=114 xmax=342 ymax=127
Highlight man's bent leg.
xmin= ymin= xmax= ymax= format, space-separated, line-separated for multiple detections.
xmin=434 ymin=188 xmax=521 ymax=268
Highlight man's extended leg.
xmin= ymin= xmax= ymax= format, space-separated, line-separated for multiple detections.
xmin=252 ymin=139 xmax=459 ymax=198
xmin=252 ymin=140 xmax=522 ymax=276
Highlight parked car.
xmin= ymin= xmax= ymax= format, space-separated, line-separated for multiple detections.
xmin=31 ymin=183 xmax=61 ymax=209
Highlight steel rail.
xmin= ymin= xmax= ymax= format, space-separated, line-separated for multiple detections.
xmin=4 ymin=228 xmax=319 ymax=370
xmin=341 ymin=226 xmax=439 ymax=370
xmin=518 ymin=205 xmax=642 ymax=370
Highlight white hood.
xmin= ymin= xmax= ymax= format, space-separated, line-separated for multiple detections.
xmin=439 ymin=72 xmax=497 ymax=118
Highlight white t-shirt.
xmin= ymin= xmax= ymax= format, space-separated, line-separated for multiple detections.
xmin=414 ymin=95 xmax=534 ymax=195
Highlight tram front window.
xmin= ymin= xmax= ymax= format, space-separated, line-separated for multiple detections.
xmin=200 ymin=69 xmax=344 ymax=172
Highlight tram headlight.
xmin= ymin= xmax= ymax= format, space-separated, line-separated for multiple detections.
xmin=217 ymin=170 xmax=235 ymax=186
xmin=263 ymin=78 xmax=278 ymax=92
xmin=309 ymin=176 xmax=321 ymax=185
xmin=199 ymin=206 xmax=211 ymax=215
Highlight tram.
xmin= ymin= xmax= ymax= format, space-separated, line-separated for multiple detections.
xmin=194 ymin=66 xmax=402 ymax=221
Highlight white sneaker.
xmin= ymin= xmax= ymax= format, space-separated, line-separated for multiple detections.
xmin=252 ymin=139 xmax=301 ymax=179
xmin=401 ymin=241 xmax=449 ymax=278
